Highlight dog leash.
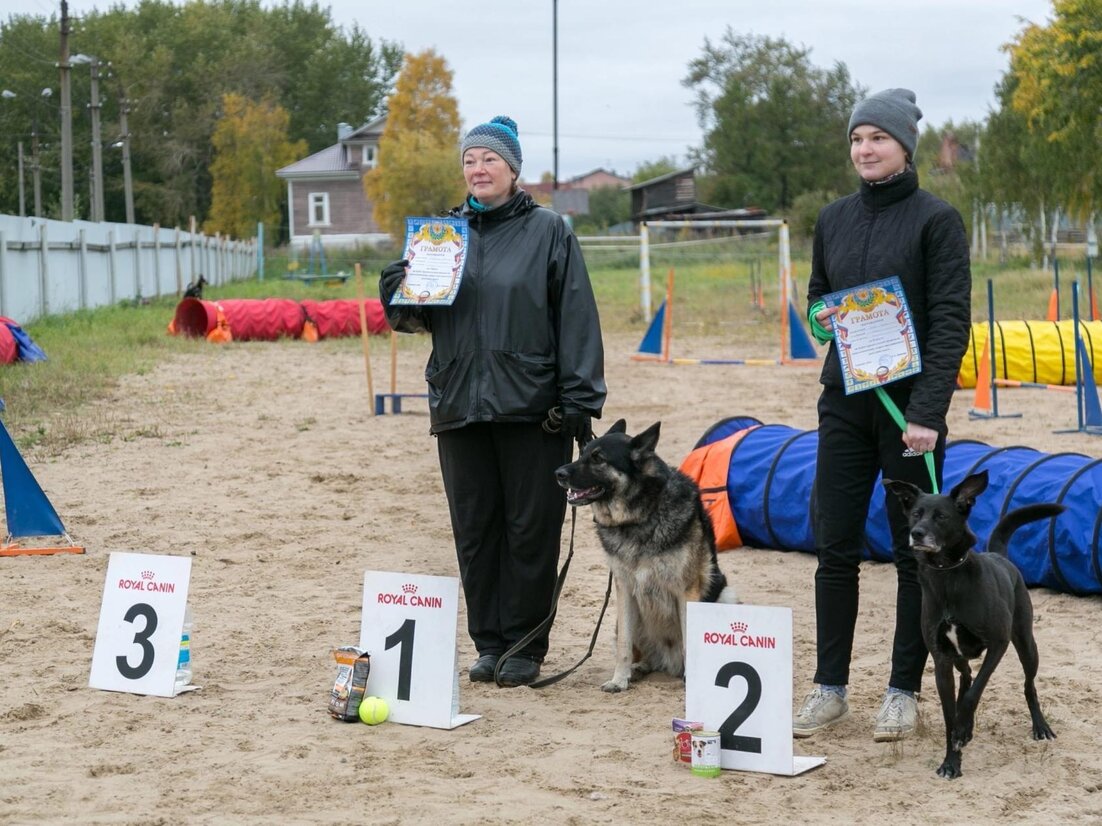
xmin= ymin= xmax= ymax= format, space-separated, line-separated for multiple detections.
xmin=874 ymin=387 xmax=939 ymax=494
xmin=492 ymin=508 xmax=614 ymax=688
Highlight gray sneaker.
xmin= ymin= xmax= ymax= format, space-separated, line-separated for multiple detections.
xmin=793 ymin=688 xmax=850 ymax=737
xmin=874 ymin=691 xmax=917 ymax=742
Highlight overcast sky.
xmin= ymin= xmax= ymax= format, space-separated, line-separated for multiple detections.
xmin=2 ymin=0 xmax=1054 ymax=181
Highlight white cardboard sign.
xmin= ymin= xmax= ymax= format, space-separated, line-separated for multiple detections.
xmin=89 ymin=552 xmax=192 ymax=698
xmin=685 ymin=602 xmax=825 ymax=776
xmin=359 ymin=570 xmax=479 ymax=730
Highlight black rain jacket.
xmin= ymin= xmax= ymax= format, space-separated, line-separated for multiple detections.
xmin=807 ymin=167 xmax=971 ymax=432
xmin=383 ymin=189 xmax=606 ymax=434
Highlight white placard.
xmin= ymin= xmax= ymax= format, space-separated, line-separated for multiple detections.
xmin=359 ymin=570 xmax=479 ymax=730
xmin=685 ymin=602 xmax=825 ymax=776
xmin=89 ymin=552 xmax=193 ymax=698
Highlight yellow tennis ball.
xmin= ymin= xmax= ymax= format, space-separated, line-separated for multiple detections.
xmin=358 ymin=696 xmax=389 ymax=725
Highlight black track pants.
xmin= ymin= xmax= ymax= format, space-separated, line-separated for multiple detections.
xmin=437 ymin=422 xmax=573 ymax=662
xmin=811 ymin=385 xmax=945 ymax=692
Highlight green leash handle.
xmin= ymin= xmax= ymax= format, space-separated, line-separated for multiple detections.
xmin=874 ymin=386 xmax=939 ymax=494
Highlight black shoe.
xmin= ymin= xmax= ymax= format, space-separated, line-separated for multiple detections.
xmin=469 ymin=654 xmax=500 ymax=683
xmin=497 ymin=656 xmax=540 ymax=687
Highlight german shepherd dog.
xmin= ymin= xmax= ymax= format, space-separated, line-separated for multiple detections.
xmin=555 ymin=420 xmax=736 ymax=692
xmin=883 ymin=471 xmax=1061 ymax=779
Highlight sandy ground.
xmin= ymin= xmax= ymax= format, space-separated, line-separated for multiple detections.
xmin=1 ymin=327 xmax=1101 ymax=825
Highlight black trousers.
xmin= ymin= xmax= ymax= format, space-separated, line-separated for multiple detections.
xmin=436 ymin=422 xmax=573 ymax=662
xmin=812 ymin=385 xmax=945 ymax=692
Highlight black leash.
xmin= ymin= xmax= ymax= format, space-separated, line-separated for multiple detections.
xmin=493 ymin=423 xmax=611 ymax=688
xmin=493 ymin=506 xmax=614 ymax=688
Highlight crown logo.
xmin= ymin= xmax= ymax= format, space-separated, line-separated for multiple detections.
xmin=401 ymin=584 xmax=417 ymax=594
xmin=141 ymin=570 xmax=155 ymax=580
xmin=730 ymin=621 xmax=748 ymax=633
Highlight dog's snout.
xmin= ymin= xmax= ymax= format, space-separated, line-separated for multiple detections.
xmin=554 ymin=465 xmax=570 ymax=483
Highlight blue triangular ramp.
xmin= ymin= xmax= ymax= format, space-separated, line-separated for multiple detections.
xmin=6 ymin=322 xmax=47 ymax=363
xmin=0 ymin=419 xmax=66 ymax=538
xmin=1077 ymin=338 xmax=1102 ymax=428
xmin=637 ymin=300 xmax=667 ymax=356
xmin=787 ymin=302 xmax=817 ymax=360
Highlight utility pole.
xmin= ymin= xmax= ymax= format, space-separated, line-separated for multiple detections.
xmin=59 ymin=0 xmax=74 ymax=221
xmin=32 ymin=125 xmax=42 ymax=217
xmin=119 ymin=98 xmax=134 ymax=224
xmin=17 ymin=141 xmax=25 ymax=216
xmin=552 ymin=0 xmax=559 ymax=190
xmin=89 ymin=58 xmax=104 ymax=222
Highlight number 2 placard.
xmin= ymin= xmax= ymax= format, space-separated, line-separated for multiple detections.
xmin=89 ymin=552 xmax=192 ymax=698
xmin=685 ymin=602 xmax=825 ymax=776
xmin=359 ymin=571 xmax=479 ymax=730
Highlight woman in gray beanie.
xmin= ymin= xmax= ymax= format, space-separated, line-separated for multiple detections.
xmin=795 ymin=89 xmax=972 ymax=741
xmin=377 ymin=116 xmax=606 ymax=688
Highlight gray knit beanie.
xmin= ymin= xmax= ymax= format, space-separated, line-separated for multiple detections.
xmin=460 ymin=115 xmax=522 ymax=176
xmin=847 ymin=88 xmax=923 ymax=159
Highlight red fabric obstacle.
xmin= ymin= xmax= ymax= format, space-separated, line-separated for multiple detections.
xmin=172 ymin=298 xmax=388 ymax=341
xmin=300 ymin=299 xmax=388 ymax=338
xmin=0 ymin=320 xmax=16 ymax=364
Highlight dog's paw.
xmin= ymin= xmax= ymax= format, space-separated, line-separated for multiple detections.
xmin=630 ymin=661 xmax=652 ymax=680
xmin=601 ymin=679 xmax=628 ymax=693
xmin=1033 ymin=721 xmax=1056 ymax=741
xmin=936 ymin=755 xmax=963 ymax=780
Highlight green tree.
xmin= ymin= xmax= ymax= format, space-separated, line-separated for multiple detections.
xmin=364 ymin=49 xmax=465 ymax=242
xmin=0 ymin=0 xmax=401 ymax=226
xmin=205 ymin=93 xmax=306 ymax=239
xmin=1005 ymin=0 xmax=1102 ymax=216
xmin=683 ymin=30 xmax=864 ymax=212
xmin=632 ymin=156 xmax=681 ymax=184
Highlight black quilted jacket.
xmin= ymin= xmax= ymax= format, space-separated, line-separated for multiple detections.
xmin=807 ymin=167 xmax=971 ymax=431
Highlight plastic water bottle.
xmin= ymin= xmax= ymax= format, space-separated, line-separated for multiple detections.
xmin=175 ymin=606 xmax=193 ymax=690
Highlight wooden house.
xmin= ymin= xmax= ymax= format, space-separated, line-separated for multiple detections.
xmin=276 ymin=115 xmax=388 ymax=247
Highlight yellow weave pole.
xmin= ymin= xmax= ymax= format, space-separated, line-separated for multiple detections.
xmin=355 ymin=263 xmax=376 ymax=414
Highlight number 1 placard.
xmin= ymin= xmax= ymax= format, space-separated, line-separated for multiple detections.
xmin=89 ymin=552 xmax=192 ymax=698
xmin=359 ymin=571 xmax=479 ymax=730
xmin=685 ymin=602 xmax=825 ymax=776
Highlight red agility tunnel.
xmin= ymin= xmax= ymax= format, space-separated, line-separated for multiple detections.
xmin=300 ymin=299 xmax=388 ymax=338
xmin=172 ymin=298 xmax=388 ymax=342
xmin=0 ymin=321 xmax=16 ymax=364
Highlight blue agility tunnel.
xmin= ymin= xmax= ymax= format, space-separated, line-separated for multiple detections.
xmin=683 ymin=419 xmax=1102 ymax=596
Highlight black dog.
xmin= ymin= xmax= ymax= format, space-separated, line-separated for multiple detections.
xmin=184 ymin=274 xmax=208 ymax=299
xmin=883 ymin=471 xmax=1061 ymax=779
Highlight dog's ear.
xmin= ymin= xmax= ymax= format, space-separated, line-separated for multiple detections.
xmin=630 ymin=421 xmax=661 ymax=455
xmin=882 ymin=478 xmax=921 ymax=512
xmin=606 ymin=419 xmax=627 ymax=436
xmin=950 ymin=470 xmax=988 ymax=514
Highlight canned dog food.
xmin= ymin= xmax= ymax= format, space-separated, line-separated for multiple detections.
xmin=690 ymin=731 xmax=722 ymax=777
xmin=672 ymin=718 xmax=704 ymax=763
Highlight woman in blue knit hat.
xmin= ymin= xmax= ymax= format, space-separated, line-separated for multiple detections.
xmin=795 ymin=89 xmax=972 ymax=740
xmin=379 ymin=116 xmax=606 ymax=687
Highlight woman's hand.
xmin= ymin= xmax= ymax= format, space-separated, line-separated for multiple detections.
xmin=814 ymin=305 xmax=838 ymax=326
xmin=903 ymin=422 xmax=938 ymax=454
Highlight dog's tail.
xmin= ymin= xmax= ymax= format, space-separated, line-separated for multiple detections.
xmin=716 ymin=584 xmax=738 ymax=604
xmin=987 ymin=503 xmax=1065 ymax=556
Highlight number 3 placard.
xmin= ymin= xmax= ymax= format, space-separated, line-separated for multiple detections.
xmin=685 ymin=602 xmax=825 ymax=776
xmin=89 ymin=552 xmax=192 ymax=698
xmin=359 ymin=571 xmax=479 ymax=730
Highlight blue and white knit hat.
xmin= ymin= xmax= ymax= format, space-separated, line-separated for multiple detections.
xmin=460 ymin=115 xmax=523 ymax=175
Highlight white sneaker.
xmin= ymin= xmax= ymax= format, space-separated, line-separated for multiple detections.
xmin=793 ymin=687 xmax=850 ymax=738
xmin=874 ymin=691 xmax=917 ymax=742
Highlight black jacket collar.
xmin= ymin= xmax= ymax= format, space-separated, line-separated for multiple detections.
xmin=858 ymin=165 xmax=919 ymax=210
xmin=453 ymin=189 xmax=536 ymax=222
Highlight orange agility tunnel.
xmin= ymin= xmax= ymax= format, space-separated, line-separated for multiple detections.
xmin=171 ymin=298 xmax=388 ymax=342
xmin=957 ymin=320 xmax=1102 ymax=389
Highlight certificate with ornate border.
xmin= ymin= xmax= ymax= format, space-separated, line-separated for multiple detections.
xmin=391 ymin=217 xmax=469 ymax=306
xmin=822 ymin=276 xmax=921 ymax=395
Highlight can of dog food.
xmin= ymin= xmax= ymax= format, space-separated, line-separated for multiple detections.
xmin=690 ymin=731 xmax=722 ymax=777
xmin=672 ymin=718 xmax=703 ymax=763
